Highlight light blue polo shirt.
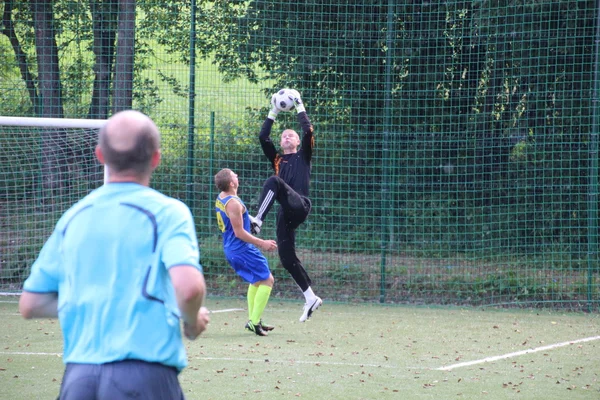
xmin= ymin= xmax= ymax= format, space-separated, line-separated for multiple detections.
xmin=23 ymin=183 xmax=202 ymax=371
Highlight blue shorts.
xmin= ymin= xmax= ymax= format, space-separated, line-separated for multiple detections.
xmin=59 ymin=360 xmax=184 ymax=400
xmin=226 ymin=245 xmax=271 ymax=284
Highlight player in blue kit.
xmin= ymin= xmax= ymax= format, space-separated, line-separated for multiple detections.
xmin=19 ymin=110 xmax=209 ymax=399
xmin=214 ymin=168 xmax=278 ymax=336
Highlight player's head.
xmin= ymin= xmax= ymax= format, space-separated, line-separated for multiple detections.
xmin=214 ymin=168 xmax=238 ymax=192
xmin=97 ymin=110 xmax=161 ymax=180
xmin=280 ymin=129 xmax=300 ymax=153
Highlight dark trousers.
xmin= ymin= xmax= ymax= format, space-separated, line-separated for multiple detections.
xmin=58 ymin=360 xmax=184 ymax=400
xmin=256 ymin=176 xmax=312 ymax=291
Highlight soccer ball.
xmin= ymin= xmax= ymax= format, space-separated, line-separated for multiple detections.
xmin=271 ymin=89 xmax=295 ymax=112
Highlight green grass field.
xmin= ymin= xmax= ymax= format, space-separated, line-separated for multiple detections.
xmin=1 ymin=296 xmax=599 ymax=399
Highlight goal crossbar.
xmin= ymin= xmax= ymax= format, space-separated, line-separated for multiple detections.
xmin=0 ymin=115 xmax=109 ymax=185
xmin=0 ymin=116 xmax=106 ymax=129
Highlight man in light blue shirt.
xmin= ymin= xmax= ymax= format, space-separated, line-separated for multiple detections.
xmin=19 ymin=110 xmax=209 ymax=399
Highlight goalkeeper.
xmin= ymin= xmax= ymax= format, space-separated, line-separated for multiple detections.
xmin=250 ymin=90 xmax=322 ymax=322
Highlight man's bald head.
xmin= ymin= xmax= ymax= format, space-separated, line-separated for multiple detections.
xmin=98 ymin=110 xmax=160 ymax=177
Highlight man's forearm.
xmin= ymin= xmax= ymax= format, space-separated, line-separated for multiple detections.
xmin=297 ymin=111 xmax=313 ymax=134
xmin=19 ymin=292 xmax=59 ymax=319
xmin=259 ymin=117 xmax=274 ymax=141
xmin=170 ymin=266 xmax=206 ymax=325
xmin=178 ymin=294 xmax=203 ymax=325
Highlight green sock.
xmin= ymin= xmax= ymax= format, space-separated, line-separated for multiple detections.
xmin=250 ymin=285 xmax=272 ymax=325
xmin=247 ymin=284 xmax=258 ymax=320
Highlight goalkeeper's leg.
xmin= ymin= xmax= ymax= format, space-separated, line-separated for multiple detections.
xmin=276 ymin=223 xmax=322 ymax=321
xmin=254 ymin=176 xmax=306 ymax=223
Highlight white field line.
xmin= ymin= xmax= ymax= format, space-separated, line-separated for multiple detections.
xmin=0 ymin=351 xmax=62 ymax=357
xmin=207 ymin=308 xmax=244 ymax=314
xmin=0 ymin=309 xmax=244 ymax=316
xmin=0 ymin=300 xmax=245 ymax=311
xmin=436 ymin=335 xmax=600 ymax=371
xmin=8 ymin=336 xmax=598 ymax=371
xmin=0 ymin=351 xmax=396 ymax=369
xmin=191 ymin=357 xmax=396 ymax=368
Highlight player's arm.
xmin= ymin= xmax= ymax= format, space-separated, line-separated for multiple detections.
xmin=169 ymin=266 xmax=208 ymax=340
xmin=19 ymin=229 xmax=61 ymax=319
xmin=19 ymin=291 xmax=58 ymax=319
xmin=289 ymin=90 xmax=314 ymax=163
xmin=226 ymin=199 xmax=277 ymax=252
xmin=259 ymin=95 xmax=281 ymax=169
xmin=298 ymin=113 xmax=314 ymax=163
xmin=259 ymin=119 xmax=278 ymax=169
xmin=165 ymin=204 xmax=209 ymax=340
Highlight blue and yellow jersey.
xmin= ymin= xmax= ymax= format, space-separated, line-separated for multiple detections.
xmin=215 ymin=195 xmax=252 ymax=253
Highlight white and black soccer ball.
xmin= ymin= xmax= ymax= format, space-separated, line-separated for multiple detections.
xmin=271 ymin=89 xmax=295 ymax=112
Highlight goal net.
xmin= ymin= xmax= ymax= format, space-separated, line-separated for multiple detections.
xmin=0 ymin=117 xmax=106 ymax=293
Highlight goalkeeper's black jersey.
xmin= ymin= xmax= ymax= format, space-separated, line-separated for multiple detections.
xmin=259 ymin=112 xmax=314 ymax=197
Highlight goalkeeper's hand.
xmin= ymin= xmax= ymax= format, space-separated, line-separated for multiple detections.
xmin=268 ymin=93 xmax=280 ymax=120
xmin=287 ymin=89 xmax=305 ymax=113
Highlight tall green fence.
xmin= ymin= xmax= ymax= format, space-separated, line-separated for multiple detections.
xmin=0 ymin=1 xmax=599 ymax=310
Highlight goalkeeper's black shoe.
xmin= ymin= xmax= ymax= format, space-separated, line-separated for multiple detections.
xmin=249 ymin=215 xmax=262 ymax=235
xmin=245 ymin=320 xmax=268 ymax=336
xmin=259 ymin=320 xmax=275 ymax=332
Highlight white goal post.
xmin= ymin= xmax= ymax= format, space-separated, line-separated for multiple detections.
xmin=0 ymin=116 xmax=109 ymax=294
xmin=0 ymin=116 xmax=106 ymax=129
xmin=0 ymin=116 xmax=108 ymax=183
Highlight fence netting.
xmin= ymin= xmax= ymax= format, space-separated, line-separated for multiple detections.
xmin=0 ymin=1 xmax=598 ymax=310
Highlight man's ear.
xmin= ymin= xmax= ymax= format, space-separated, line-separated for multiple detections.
xmin=151 ymin=149 xmax=161 ymax=169
xmin=95 ymin=146 xmax=105 ymax=164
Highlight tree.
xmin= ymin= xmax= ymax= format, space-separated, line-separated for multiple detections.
xmin=30 ymin=0 xmax=62 ymax=118
xmin=113 ymin=0 xmax=135 ymax=112
xmin=1 ymin=0 xmax=38 ymax=109
xmin=29 ymin=0 xmax=66 ymax=202
xmin=88 ymin=0 xmax=118 ymax=120
xmin=1 ymin=0 xmax=141 ymax=200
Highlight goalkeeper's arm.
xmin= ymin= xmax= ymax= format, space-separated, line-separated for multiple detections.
xmin=288 ymin=90 xmax=314 ymax=161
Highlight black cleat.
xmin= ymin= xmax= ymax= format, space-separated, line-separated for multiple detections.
xmin=259 ymin=320 xmax=275 ymax=332
xmin=245 ymin=320 xmax=268 ymax=336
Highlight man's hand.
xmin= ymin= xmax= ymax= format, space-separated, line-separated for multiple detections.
xmin=287 ymin=89 xmax=305 ymax=113
xmin=258 ymin=239 xmax=277 ymax=252
xmin=268 ymin=93 xmax=281 ymax=120
xmin=184 ymin=306 xmax=210 ymax=340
